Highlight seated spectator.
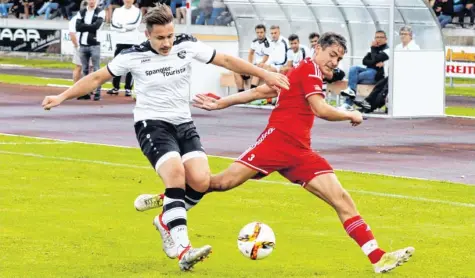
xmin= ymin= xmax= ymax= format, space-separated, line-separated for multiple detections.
xmin=395 ymin=25 xmax=420 ymax=50
xmin=196 ymin=0 xmax=224 ymax=25
xmin=0 ymin=0 xmax=14 ymax=17
xmin=435 ymin=0 xmax=465 ymax=28
xmin=11 ymin=0 xmax=34 ymax=18
xmin=355 ymin=26 xmax=418 ymax=114
xmin=36 ymin=0 xmax=59 ymax=19
xmin=461 ymin=0 xmax=475 ymax=28
xmin=340 ymin=30 xmax=389 ymax=110
xmin=280 ymin=34 xmax=310 ymax=74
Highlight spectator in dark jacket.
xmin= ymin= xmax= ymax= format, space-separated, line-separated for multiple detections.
xmin=339 ymin=30 xmax=389 ymax=110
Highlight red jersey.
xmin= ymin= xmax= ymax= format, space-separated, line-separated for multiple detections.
xmin=267 ymin=57 xmax=324 ymax=148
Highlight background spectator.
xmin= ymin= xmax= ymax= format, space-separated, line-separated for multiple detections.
xmin=0 ymin=0 xmax=14 ymax=17
xmin=308 ymin=32 xmax=320 ymax=57
xmin=340 ymin=30 xmax=389 ymax=110
xmin=281 ymin=34 xmax=310 ymax=73
xmin=395 ymin=25 xmax=420 ymax=50
xmin=36 ymin=0 xmax=59 ymax=19
xmin=75 ymin=0 xmax=105 ymax=101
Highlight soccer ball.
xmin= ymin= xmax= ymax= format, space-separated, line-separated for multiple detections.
xmin=237 ymin=222 xmax=276 ymax=260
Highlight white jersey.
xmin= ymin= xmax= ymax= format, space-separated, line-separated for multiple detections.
xmin=68 ymin=14 xmax=79 ymax=38
xmin=286 ymin=45 xmax=311 ymax=67
xmin=107 ymin=34 xmax=216 ymax=124
xmin=249 ymin=37 xmax=271 ymax=64
xmin=267 ymin=36 xmax=289 ymax=66
xmin=110 ymin=5 xmax=142 ymax=45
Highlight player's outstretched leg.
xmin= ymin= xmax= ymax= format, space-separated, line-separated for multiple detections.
xmin=155 ymin=155 xmax=212 ymax=270
xmin=134 ymin=162 xmax=258 ymax=211
xmin=304 ymin=173 xmax=414 ymax=274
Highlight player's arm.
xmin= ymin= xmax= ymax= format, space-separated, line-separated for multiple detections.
xmin=42 ymin=67 xmax=112 ymax=109
xmin=211 ymin=52 xmax=289 ymax=89
xmin=193 ymin=85 xmax=278 ymax=111
xmin=307 ymin=95 xmax=362 ymax=125
xmin=248 ymin=48 xmax=255 ymax=64
xmin=69 ymin=32 xmax=79 ymax=48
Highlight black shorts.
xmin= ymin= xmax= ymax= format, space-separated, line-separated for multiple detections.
xmin=134 ymin=120 xmax=205 ymax=170
xmin=241 ymin=74 xmax=251 ymax=81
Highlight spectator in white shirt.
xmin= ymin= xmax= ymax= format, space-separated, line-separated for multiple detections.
xmin=395 ymin=25 xmax=420 ymax=50
xmin=281 ymin=34 xmax=310 ymax=74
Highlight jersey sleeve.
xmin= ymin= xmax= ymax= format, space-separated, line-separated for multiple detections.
xmin=286 ymin=49 xmax=294 ymax=61
xmin=107 ymin=52 xmax=131 ymax=77
xmin=301 ymin=64 xmax=324 ymax=99
xmin=192 ymin=40 xmax=216 ymax=64
xmin=250 ymin=41 xmax=257 ymax=51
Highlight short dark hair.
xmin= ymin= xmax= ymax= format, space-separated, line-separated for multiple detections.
xmin=288 ymin=34 xmax=299 ymax=42
xmin=309 ymin=32 xmax=320 ymax=40
xmin=255 ymin=24 xmax=266 ymax=31
xmin=318 ymin=32 xmax=347 ymax=53
xmin=376 ymin=30 xmax=387 ymax=37
xmin=144 ymin=4 xmax=174 ymax=32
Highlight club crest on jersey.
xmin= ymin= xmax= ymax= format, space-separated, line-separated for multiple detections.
xmin=141 ymin=58 xmax=150 ymax=63
xmin=178 ymin=50 xmax=187 ymax=59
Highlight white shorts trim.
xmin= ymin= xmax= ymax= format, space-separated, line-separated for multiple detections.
xmin=154 ymin=151 xmax=180 ymax=172
xmin=236 ymin=159 xmax=269 ymax=175
xmin=182 ymin=151 xmax=207 ymax=163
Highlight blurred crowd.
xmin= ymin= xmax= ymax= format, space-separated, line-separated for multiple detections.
xmin=0 ymin=0 xmax=233 ymax=26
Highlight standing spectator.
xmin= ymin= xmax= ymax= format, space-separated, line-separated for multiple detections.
xmin=340 ymin=30 xmax=389 ymax=110
xmin=106 ymin=0 xmax=121 ymax=23
xmin=395 ymin=26 xmax=420 ymax=50
xmin=308 ymin=32 xmax=320 ymax=57
xmin=75 ymin=0 xmax=105 ymax=101
xmin=234 ymin=24 xmax=271 ymax=92
xmin=69 ymin=13 xmax=83 ymax=85
xmin=107 ymin=0 xmax=141 ymax=97
xmin=281 ymin=34 xmax=310 ymax=73
xmin=265 ymin=25 xmax=289 ymax=73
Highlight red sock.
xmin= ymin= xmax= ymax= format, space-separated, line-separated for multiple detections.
xmin=343 ymin=215 xmax=385 ymax=264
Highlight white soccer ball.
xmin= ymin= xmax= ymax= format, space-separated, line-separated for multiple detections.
xmin=237 ymin=222 xmax=276 ymax=260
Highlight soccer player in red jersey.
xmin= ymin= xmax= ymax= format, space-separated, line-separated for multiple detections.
xmin=135 ymin=32 xmax=414 ymax=273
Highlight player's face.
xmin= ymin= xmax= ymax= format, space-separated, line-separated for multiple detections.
xmin=146 ymin=23 xmax=175 ymax=56
xmin=315 ymin=43 xmax=344 ymax=73
xmin=270 ymin=28 xmax=280 ymax=41
xmin=88 ymin=0 xmax=96 ymax=8
xmin=255 ymin=28 xmax=265 ymax=40
xmin=290 ymin=39 xmax=299 ymax=52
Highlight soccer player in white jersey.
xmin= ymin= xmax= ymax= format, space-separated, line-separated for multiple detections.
xmin=309 ymin=32 xmax=320 ymax=57
xmin=281 ymin=34 xmax=310 ymax=74
xmin=41 ymin=4 xmax=289 ymax=272
xmin=234 ymin=24 xmax=271 ymax=92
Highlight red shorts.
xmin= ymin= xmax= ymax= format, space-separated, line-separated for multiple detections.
xmin=236 ymin=127 xmax=334 ymax=186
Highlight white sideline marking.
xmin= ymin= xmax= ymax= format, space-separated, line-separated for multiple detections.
xmin=2 ymin=133 xmax=472 ymax=186
xmin=0 ymin=142 xmax=71 ymax=145
xmin=0 ymin=148 xmax=474 ymax=209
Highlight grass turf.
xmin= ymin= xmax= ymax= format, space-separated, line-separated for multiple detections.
xmin=445 ymin=106 xmax=475 ymax=117
xmin=0 ymin=74 xmax=113 ymax=89
xmin=0 ymin=134 xmax=474 ymax=277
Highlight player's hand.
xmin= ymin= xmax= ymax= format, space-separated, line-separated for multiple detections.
xmin=42 ymin=95 xmax=64 ymax=110
xmin=376 ymin=62 xmax=384 ymax=68
xmin=192 ymin=94 xmax=219 ymax=111
xmin=263 ymin=71 xmax=289 ymax=90
xmin=349 ymin=110 xmax=363 ymax=126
